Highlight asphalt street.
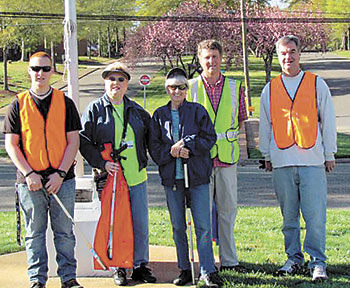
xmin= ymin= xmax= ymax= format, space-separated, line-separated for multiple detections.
xmin=0 ymin=54 xmax=349 ymax=211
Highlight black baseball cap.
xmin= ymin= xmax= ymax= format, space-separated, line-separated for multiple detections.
xmin=166 ymin=67 xmax=188 ymax=79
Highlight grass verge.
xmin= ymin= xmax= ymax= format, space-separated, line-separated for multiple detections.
xmin=2 ymin=207 xmax=350 ymax=286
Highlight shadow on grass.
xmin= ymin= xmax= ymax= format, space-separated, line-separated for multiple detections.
xmin=220 ymin=262 xmax=350 ymax=287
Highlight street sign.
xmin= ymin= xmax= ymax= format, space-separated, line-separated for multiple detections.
xmin=139 ymin=74 xmax=151 ymax=86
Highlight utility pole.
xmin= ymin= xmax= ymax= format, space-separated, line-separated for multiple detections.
xmin=240 ymin=0 xmax=253 ymax=116
xmin=64 ymin=0 xmax=84 ymax=176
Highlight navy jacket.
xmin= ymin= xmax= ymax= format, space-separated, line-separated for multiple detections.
xmin=149 ymin=100 xmax=216 ymax=188
xmin=80 ymin=93 xmax=150 ymax=171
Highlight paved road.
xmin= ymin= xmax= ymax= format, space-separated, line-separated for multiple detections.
xmin=301 ymin=52 xmax=350 ymax=133
xmin=0 ymin=55 xmax=349 ymax=211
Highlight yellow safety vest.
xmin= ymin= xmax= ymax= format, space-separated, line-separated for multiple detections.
xmin=188 ymin=76 xmax=240 ymax=164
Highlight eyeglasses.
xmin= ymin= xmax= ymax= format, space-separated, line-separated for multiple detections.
xmin=108 ymin=76 xmax=126 ymax=82
xmin=30 ymin=66 xmax=51 ymax=72
xmin=168 ymin=84 xmax=187 ymax=91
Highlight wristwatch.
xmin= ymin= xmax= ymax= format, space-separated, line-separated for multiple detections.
xmin=56 ymin=169 xmax=67 ymax=178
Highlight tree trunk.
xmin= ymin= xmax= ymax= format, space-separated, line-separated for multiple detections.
xmin=51 ymin=41 xmax=57 ymax=72
xmin=166 ymin=53 xmax=173 ymax=69
xmin=342 ymin=33 xmax=348 ymax=50
xmin=107 ymin=26 xmax=111 ymax=58
xmin=263 ymin=52 xmax=273 ymax=83
xmin=115 ymin=27 xmax=119 ymax=57
xmin=88 ymin=36 xmax=92 ymax=60
xmin=161 ymin=56 xmax=167 ymax=75
xmin=123 ymin=26 xmax=126 ymax=45
xmin=21 ymin=38 xmax=25 ymax=61
xmin=44 ymin=37 xmax=47 ymax=49
xmin=98 ymin=30 xmax=102 ymax=57
xmin=348 ymin=27 xmax=350 ymax=51
xmin=3 ymin=46 xmax=8 ymax=90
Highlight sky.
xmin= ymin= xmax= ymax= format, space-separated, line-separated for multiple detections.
xmin=269 ymin=0 xmax=290 ymax=9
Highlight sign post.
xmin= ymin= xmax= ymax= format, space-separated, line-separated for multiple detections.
xmin=139 ymin=74 xmax=151 ymax=109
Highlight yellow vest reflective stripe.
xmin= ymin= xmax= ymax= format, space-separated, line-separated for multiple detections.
xmin=18 ymin=89 xmax=67 ymax=171
xmin=188 ymin=76 xmax=240 ymax=164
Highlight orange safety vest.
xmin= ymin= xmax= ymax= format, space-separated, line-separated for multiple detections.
xmin=18 ymin=89 xmax=67 ymax=171
xmin=270 ymin=72 xmax=318 ymax=149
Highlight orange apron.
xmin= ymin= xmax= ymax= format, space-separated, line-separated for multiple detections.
xmin=93 ymin=143 xmax=133 ymax=269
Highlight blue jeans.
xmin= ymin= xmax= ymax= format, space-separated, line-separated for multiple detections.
xmin=18 ymin=179 xmax=77 ymax=284
xmin=164 ymin=183 xmax=216 ymax=275
xmin=129 ymin=181 xmax=149 ymax=268
xmin=273 ymin=166 xmax=327 ymax=268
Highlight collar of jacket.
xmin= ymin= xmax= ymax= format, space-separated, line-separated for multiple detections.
xmin=166 ymin=98 xmax=188 ymax=112
xmin=102 ymin=92 xmax=132 ymax=109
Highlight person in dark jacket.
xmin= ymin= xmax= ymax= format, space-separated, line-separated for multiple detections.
xmin=149 ymin=67 xmax=221 ymax=288
xmin=79 ymin=62 xmax=156 ymax=286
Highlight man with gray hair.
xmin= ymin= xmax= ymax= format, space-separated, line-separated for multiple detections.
xmin=259 ymin=35 xmax=337 ymax=281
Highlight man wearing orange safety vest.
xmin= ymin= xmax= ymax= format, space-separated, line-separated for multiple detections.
xmin=3 ymin=52 xmax=83 ymax=288
xmin=259 ymin=35 xmax=337 ymax=282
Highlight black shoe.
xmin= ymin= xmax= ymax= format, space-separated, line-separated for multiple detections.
xmin=173 ymin=269 xmax=192 ymax=286
xmin=131 ymin=264 xmax=156 ymax=283
xmin=113 ymin=268 xmax=128 ymax=286
xmin=220 ymin=265 xmax=246 ymax=273
xmin=30 ymin=282 xmax=46 ymax=288
xmin=61 ymin=279 xmax=83 ymax=288
xmin=197 ymin=271 xmax=222 ymax=288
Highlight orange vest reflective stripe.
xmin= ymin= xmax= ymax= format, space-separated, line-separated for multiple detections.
xmin=270 ymin=72 xmax=318 ymax=149
xmin=18 ymin=89 xmax=67 ymax=171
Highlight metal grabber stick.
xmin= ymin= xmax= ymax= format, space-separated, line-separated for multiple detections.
xmin=183 ymin=160 xmax=196 ymax=285
xmin=50 ymin=191 xmax=108 ymax=270
xmin=107 ymin=165 xmax=117 ymax=259
xmin=107 ymin=143 xmax=128 ymax=260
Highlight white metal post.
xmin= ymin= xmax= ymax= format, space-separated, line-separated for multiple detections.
xmin=64 ymin=0 xmax=84 ymax=176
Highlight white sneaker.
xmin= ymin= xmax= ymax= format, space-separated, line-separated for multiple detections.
xmin=311 ymin=265 xmax=328 ymax=281
xmin=277 ymin=259 xmax=302 ymax=275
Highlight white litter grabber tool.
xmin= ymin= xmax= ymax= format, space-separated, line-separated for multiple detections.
xmin=183 ymin=160 xmax=195 ymax=285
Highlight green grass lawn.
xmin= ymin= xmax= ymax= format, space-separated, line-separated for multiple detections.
xmin=332 ymin=50 xmax=350 ymax=58
xmin=0 ymin=56 xmax=112 ymax=107
xmin=2 ymin=207 xmax=350 ymax=286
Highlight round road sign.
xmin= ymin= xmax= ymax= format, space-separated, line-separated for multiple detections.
xmin=139 ymin=74 xmax=151 ymax=86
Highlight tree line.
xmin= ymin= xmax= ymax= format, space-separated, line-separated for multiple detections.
xmin=0 ymin=0 xmax=348 ymax=90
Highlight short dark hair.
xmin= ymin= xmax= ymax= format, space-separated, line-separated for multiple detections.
xmin=197 ymin=39 xmax=223 ymax=58
xmin=29 ymin=51 xmax=52 ymax=64
xmin=276 ymin=35 xmax=301 ymax=53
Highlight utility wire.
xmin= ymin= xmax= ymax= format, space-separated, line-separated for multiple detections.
xmin=1 ymin=11 xmax=350 ymax=23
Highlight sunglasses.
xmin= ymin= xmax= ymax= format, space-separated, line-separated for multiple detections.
xmin=108 ymin=76 xmax=126 ymax=82
xmin=30 ymin=66 xmax=51 ymax=72
xmin=168 ymin=84 xmax=187 ymax=91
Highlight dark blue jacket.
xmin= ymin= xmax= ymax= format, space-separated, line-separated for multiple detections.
xmin=79 ymin=93 xmax=150 ymax=171
xmin=149 ymin=100 xmax=216 ymax=188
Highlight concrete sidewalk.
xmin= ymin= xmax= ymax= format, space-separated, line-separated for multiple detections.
xmin=0 ymin=245 xmax=209 ymax=288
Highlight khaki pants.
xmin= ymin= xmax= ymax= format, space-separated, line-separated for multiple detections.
xmin=210 ymin=164 xmax=239 ymax=267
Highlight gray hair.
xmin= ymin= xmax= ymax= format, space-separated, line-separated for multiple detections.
xmin=165 ymin=75 xmax=188 ymax=93
xmin=276 ymin=35 xmax=301 ymax=53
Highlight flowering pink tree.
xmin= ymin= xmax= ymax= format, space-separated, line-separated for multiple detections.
xmin=124 ymin=2 xmax=329 ymax=81
xmin=124 ymin=0 xmax=242 ymax=77
xmin=247 ymin=4 xmax=330 ymax=82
